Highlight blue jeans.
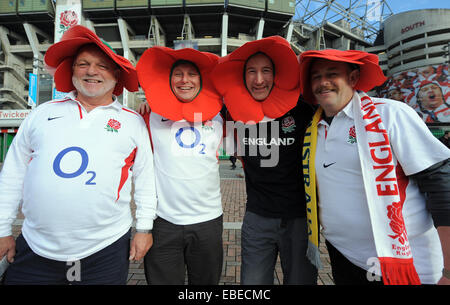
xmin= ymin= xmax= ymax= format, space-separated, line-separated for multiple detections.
xmin=241 ymin=211 xmax=317 ymax=285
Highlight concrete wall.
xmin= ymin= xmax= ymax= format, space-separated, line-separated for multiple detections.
xmin=383 ymin=9 xmax=450 ymax=75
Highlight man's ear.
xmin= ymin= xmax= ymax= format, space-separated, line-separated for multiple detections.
xmin=349 ymin=69 xmax=360 ymax=88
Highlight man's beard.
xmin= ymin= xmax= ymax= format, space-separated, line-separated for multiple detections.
xmin=72 ymin=76 xmax=117 ymax=98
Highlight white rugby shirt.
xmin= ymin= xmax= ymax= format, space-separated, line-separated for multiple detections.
xmin=314 ymin=94 xmax=450 ymax=284
xmin=147 ymin=112 xmax=223 ymax=225
xmin=0 ymin=92 xmax=157 ymax=261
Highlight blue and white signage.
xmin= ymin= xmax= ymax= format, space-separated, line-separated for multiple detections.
xmin=28 ymin=73 xmax=38 ymax=108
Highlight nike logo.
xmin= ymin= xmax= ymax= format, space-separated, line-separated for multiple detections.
xmin=48 ymin=116 xmax=63 ymax=121
xmin=323 ymin=162 xmax=336 ymax=168
xmin=161 ymin=118 xmax=170 ymax=122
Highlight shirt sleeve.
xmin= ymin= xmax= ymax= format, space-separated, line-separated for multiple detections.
xmin=410 ymin=158 xmax=450 ymax=227
xmin=130 ymin=115 xmax=157 ymax=231
xmin=385 ymin=100 xmax=450 ymax=176
xmin=0 ymin=112 xmax=34 ymax=237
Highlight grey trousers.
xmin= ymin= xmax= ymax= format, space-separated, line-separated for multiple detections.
xmin=241 ymin=211 xmax=318 ymax=285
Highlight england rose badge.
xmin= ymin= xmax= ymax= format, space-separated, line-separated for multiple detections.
xmin=105 ymin=119 xmax=121 ymax=133
xmin=281 ymin=116 xmax=296 ymax=134
xmin=348 ymin=125 xmax=357 ymax=144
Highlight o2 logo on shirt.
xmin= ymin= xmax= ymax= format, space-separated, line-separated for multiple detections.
xmin=52 ymin=146 xmax=96 ymax=185
xmin=175 ymin=126 xmax=206 ymax=154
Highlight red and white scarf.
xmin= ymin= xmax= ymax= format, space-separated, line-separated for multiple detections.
xmin=303 ymin=91 xmax=422 ymax=285
xmin=354 ymin=91 xmax=421 ymax=285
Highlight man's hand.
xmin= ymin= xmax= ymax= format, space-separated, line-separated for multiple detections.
xmin=437 ymin=276 xmax=450 ymax=285
xmin=129 ymin=232 xmax=153 ymax=261
xmin=437 ymin=226 xmax=450 ymax=285
xmin=0 ymin=236 xmax=16 ymax=263
xmin=137 ymin=102 xmax=151 ymax=116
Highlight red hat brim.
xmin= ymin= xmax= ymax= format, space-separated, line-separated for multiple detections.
xmin=299 ymin=49 xmax=387 ymax=104
xmin=44 ymin=25 xmax=138 ymax=96
xmin=136 ymin=46 xmax=222 ymax=122
xmin=211 ymin=36 xmax=300 ymax=123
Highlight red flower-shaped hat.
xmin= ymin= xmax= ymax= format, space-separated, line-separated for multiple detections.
xmin=299 ymin=49 xmax=387 ymax=104
xmin=211 ymin=36 xmax=300 ymax=123
xmin=44 ymin=25 xmax=138 ymax=96
xmin=136 ymin=46 xmax=222 ymax=122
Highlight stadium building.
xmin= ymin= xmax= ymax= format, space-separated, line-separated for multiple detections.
xmin=0 ymin=1 xmax=448 ymax=160
xmin=368 ymin=9 xmax=450 ymax=124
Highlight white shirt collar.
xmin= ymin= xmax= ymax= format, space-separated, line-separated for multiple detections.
xmin=317 ymin=91 xmax=357 ymax=126
xmin=340 ymin=92 xmax=358 ymax=120
xmin=65 ymin=90 xmax=122 ymax=112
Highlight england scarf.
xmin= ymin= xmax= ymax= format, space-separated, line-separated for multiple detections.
xmin=303 ymin=91 xmax=421 ymax=285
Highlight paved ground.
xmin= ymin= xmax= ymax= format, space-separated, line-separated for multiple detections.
xmin=127 ymin=159 xmax=334 ymax=285
xmin=4 ymin=159 xmax=335 ymax=285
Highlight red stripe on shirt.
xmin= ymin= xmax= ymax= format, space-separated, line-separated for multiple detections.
xmin=77 ymin=104 xmax=83 ymax=119
xmin=395 ymin=164 xmax=409 ymax=203
xmin=142 ymin=111 xmax=153 ymax=151
xmin=48 ymin=98 xmax=70 ymax=104
xmin=122 ymin=108 xmax=139 ymax=116
xmin=435 ymin=107 xmax=450 ymax=115
xmin=116 ymin=147 xmax=137 ymax=201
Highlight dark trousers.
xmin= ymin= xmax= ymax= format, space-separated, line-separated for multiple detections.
xmin=241 ymin=211 xmax=318 ymax=285
xmin=3 ymin=230 xmax=131 ymax=285
xmin=144 ymin=216 xmax=223 ymax=285
xmin=325 ymin=240 xmax=383 ymax=285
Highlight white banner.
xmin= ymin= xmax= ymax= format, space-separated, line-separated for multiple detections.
xmin=54 ymin=0 xmax=82 ymax=43
xmin=53 ymin=1 xmax=82 ymax=99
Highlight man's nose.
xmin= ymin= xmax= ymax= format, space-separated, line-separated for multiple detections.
xmin=180 ymin=73 xmax=190 ymax=83
xmin=86 ymin=64 xmax=98 ymax=75
xmin=255 ymin=71 xmax=264 ymax=84
xmin=318 ymin=76 xmax=331 ymax=86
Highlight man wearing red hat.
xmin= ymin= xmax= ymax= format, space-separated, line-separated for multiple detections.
xmin=0 ymin=25 xmax=157 ymax=284
xmin=212 ymin=36 xmax=318 ymax=285
xmin=299 ymin=49 xmax=450 ymax=285
xmin=136 ymin=47 xmax=224 ymax=285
